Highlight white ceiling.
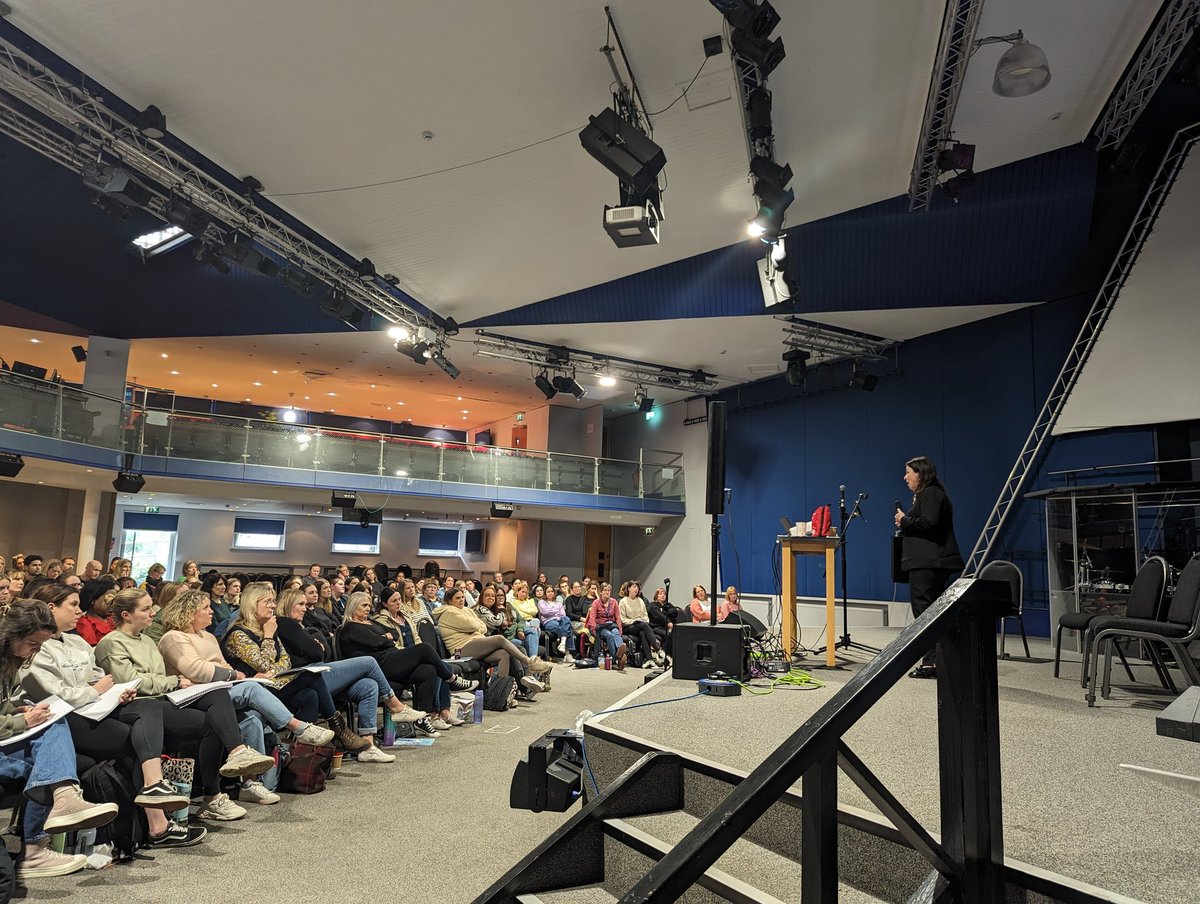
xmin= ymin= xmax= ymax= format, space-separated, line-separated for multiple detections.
xmin=4 ymin=0 xmax=1159 ymax=325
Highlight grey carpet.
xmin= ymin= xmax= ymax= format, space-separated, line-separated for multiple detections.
xmin=591 ymin=628 xmax=1200 ymax=904
xmin=21 ymin=666 xmax=647 ymax=903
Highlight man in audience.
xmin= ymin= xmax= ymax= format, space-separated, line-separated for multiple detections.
xmin=336 ymin=564 xmax=350 ymax=579
xmin=25 ymin=554 xmax=43 ymax=576
xmin=61 ymin=556 xmax=77 ymax=575
xmin=81 ymin=559 xmax=103 ymax=581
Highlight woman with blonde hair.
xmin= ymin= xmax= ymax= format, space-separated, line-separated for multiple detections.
xmin=221 ymin=584 xmax=369 ymax=754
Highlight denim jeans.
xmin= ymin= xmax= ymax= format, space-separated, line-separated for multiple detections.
xmin=597 ymin=626 xmax=623 ymax=657
xmin=237 ymin=711 xmax=279 ymax=791
xmin=518 ymin=625 xmax=540 ymax=657
xmin=540 ymin=616 xmax=571 ymax=640
xmin=321 ymin=657 xmax=390 ymax=734
xmin=0 ymin=719 xmax=78 ymax=842
xmin=228 ymin=681 xmax=295 ymax=732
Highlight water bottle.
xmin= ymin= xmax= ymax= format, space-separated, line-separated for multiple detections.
xmin=604 ymin=653 xmax=611 ymax=670
xmin=382 ymin=711 xmax=396 ymax=747
xmin=472 ymin=689 xmax=484 ymax=724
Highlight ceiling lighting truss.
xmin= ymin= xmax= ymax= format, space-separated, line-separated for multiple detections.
xmin=907 ymin=0 xmax=986 ymax=212
xmin=780 ymin=317 xmax=896 ymax=364
xmin=473 ymin=330 xmax=719 ymax=394
xmin=0 ymin=34 xmax=443 ymax=339
xmin=1093 ymin=0 xmax=1200 ymax=150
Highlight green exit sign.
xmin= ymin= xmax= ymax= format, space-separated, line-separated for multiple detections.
xmin=144 ymin=506 xmax=160 ymax=514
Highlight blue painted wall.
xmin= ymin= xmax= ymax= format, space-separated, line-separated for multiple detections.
xmin=716 ymin=293 xmax=1156 ymax=636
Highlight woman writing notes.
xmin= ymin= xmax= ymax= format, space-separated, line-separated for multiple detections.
xmin=894 ymin=456 xmax=963 ymax=679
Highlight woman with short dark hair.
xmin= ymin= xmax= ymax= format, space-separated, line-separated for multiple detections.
xmin=894 ymin=456 xmax=964 ymax=679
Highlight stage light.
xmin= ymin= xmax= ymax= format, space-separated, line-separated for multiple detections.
xmin=992 ymin=36 xmax=1051 ymax=97
xmin=387 ymin=326 xmax=410 ymax=341
xmin=598 ymin=373 xmax=616 ymax=388
xmin=71 ymin=345 xmax=88 ymax=363
xmin=553 ymin=374 xmax=586 ymax=400
xmin=748 ymin=156 xmax=794 ymax=242
xmin=321 ymin=288 xmax=365 ymax=327
xmin=82 ymin=163 xmax=153 ymax=208
xmin=356 ymin=258 xmax=377 ymax=281
xmin=732 ymin=29 xmax=786 ymax=77
xmin=783 ymin=349 xmax=808 ymax=387
xmin=534 ymin=371 xmax=557 ymax=400
xmin=402 ymin=342 xmax=431 ymax=365
xmin=194 ymin=243 xmax=231 ymax=274
xmin=430 ymin=351 xmax=460 ymax=380
xmin=241 ymin=175 xmax=264 ymax=196
xmin=279 ymin=266 xmax=321 ymax=298
xmin=112 ymin=471 xmax=146 ymax=494
xmin=941 ymin=169 xmax=976 ymax=203
xmin=131 ymin=104 xmax=167 ymax=139
xmin=633 ymin=385 xmax=655 ymax=412
xmin=282 ymin=408 xmax=298 ymax=423
xmin=220 ymin=241 xmax=279 ymax=277
xmin=163 ymin=198 xmax=212 ymax=236
xmin=938 ymin=142 xmax=975 ymax=172
xmin=0 ymin=452 xmax=24 ymax=478
xmin=747 ymin=87 xmax=773 ymax=139
xmin=850 ymin=365 xmax=878 ymax=392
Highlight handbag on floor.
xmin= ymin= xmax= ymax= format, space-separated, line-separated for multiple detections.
xmin=279 ymin=741 xmax=335 ymax=794
xmin=160 ymin=756 xmax=195 ymax=827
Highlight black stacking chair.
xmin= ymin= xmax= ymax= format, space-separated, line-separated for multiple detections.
xmin=980 ymin=560 xmax=1029 ymax=659
xmin=1087 ymin=555 xmax=1200 ymax=706
xmin=1054 ymin=555 xmax=1165 ymax=684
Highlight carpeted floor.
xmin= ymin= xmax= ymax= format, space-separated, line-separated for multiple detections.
xmin=592 ymin=628 xmax=1200 ymax=904
xmin=18 ymin=665 xmax=647 ymax=904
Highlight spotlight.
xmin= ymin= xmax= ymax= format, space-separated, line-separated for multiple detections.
xmin=280 ymin=266 xmax=321 ymax=298
xmin=131 ymin=104 xmax=167 ymax=139
xmin=241 ymin=175 xmax=264 ymax=196
xmin=387 ymin=326 xmax=411 ymax=341
xmin=552 ymin=374 xmax=586 ymax=400
xmin=0 ymin=452 xmax=24 ymax=478
xmin=82 ymin=163 xmax=153 ymax=207
xmin=194 ymin=243 xmax=231 ymax=274
xmin=219 ymin=241 xmax=279 ymax=277
xmin=598 ymin=374 xmax=617 ymax=388
xmin=579 ymin=108 xmax=667 ymax=197
xmin=71 ymin=345 xmax=87 ymax=363
xmin=430 ymin=351 xmax=460 ymax=380
xmin=783 ymin=349 xmax=808 ymax=387
xmin=992 ymin=36 xmax=1051 ymax=97
xmin=638 ymin=394 xmax=655 ymax=413
xmin=432 ymin=314 xmax=460 ymax=336
xmin=733 ymin=1 xmax=781 ymax=40
xmin=937 ymin=142 xmax=975 ymax=172
xmin=546 ymin=346 xmax=570 ymax=368
xmin=534 ymin=371 xmax=557 ymax=400
xmin=748 ymin=156 xmax=794 ymax=242
xmin=282 ymin=408 xmax=299 ymax=423
xmin=940 ymin=169 xmax=976 ymax=203
xmin=356 ymin=258 xmax=377 ymax=281
xmin=747 ymin=87 xmax=773 ymax=139
xmin=112 ymin=471 xmax=146 ymax=494
xmin=91 ymin=195 xmax=131 ymax=220
xmin=321 ymin=288 xmax=365 ymax=328
xmin=403 ymin=342 xmax=431 ymax=365
xmin=732 ymin=29 xmax=786 ymax=77
xmin=163 ymin=198 xmax=212 ymax=236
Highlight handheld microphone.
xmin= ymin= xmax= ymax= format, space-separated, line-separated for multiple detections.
xmin=894 ymin=500 xmax=902 ymax=512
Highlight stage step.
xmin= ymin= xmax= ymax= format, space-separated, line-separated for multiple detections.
xmin=517 ymin=887 xmax=617 ymax=903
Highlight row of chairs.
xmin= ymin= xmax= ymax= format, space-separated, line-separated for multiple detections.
xmin=1053 ymin=554 xmax=1200 ymax=705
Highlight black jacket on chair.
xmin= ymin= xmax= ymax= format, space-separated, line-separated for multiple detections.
xmin=899 ymin=485 xmax=964 ymax=571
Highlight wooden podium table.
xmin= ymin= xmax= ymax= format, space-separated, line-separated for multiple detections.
xmin=780 ymin=535 xmax=841 ymax=667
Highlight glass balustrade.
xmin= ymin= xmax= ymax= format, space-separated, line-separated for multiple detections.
xmin=0 ymin=371 xmax=684 ymax=502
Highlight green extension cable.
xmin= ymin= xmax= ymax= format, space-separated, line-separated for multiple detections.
xmin=735 ymin=669 xmax=826 ymax=695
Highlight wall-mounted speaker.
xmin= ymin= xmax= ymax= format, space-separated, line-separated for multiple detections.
xmin=0 ymin=452 xmax=24 ymax=478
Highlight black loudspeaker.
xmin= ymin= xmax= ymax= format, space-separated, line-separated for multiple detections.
xmin=112 ymin=471 xmax=145 ymax=494
xmin=672 ymin=623 xmax=748 ymax=681
xmin=578 ymin=108 xmax=667 ymax=196
xmin=0 ymin=452 xmax=24 ymax=478
xmin=705 ymin=400 xmax=728 ymax=516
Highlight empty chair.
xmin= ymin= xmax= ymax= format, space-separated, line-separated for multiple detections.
xmin=1087 ymin=555 xmax=1200 ymax=706
xmin=1055 ymin=555 xmax=1166 ymax=685
xmin=980 ymin=560 xmax=1028 ymax=659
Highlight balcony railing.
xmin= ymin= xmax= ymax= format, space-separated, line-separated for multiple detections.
xmin=0 ymin=371 xmax=684 ymax=503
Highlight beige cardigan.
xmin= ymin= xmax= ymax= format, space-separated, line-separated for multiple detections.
xmin=158 ymin=629 xmax=239 ymax=683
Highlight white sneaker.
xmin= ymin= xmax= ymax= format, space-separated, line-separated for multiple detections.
xmin=429 ymin=717 xmax=453 ymax=731
xmin=295 ymin=723 xmax=335 ymax=746
xmin=563 ymin=653 xmax=575 ymax=664
xmin=17 ymin=839 xmax=87 ymax=879
xmin=197 ymin=793 xmax=247 ymax=821
xmin=643 ymin=661 xmax=657 ymax=669
xmin=356 ymin=744 xmax=396 ymax=764
xmin=557 ymin=637 xmax=568 ymax=655
xmin=519 ymin=675 xmax=544 ymax=696
xmin=391 ymin=706 xmax=428 ymax=723
xmin=240 ymin=781 xmax=280 ymax=805
xmin=445 ymin=713 xmax=467 ymax=726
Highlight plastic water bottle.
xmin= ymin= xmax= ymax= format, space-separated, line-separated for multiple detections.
xmin=472 ymin=689 xmax=484 ymax=724
xmin=382 ymin=711 xmax=396 ymax=747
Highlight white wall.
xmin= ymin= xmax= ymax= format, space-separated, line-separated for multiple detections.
xmin=608 ymin=397 xmax=711 ymax=595
xmin=111 ymin=504 xmax=518 ymax=579
xmin=0 ymin=482 xmax=84 ymax=562
xmin=475 ymin=405 xmax=549 ymax=451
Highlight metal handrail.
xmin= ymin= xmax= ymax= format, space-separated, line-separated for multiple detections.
xmin=622 ymin=577 xmax=1010 ymax=903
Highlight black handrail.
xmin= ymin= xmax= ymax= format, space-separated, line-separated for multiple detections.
xmin=621 ymin=576 xmax=1010 ymax=904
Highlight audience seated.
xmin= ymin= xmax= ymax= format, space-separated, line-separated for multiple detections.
xmin=619 ymin=580 xmax=665 ymax=668
xmin=433 ymin=587 xmax=549 ymax=698
xmin=586 ymin=582 xmax=627 ymax=669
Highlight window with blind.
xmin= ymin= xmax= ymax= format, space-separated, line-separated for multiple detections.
xmin=232 ymin=517 xmax=287 ymax=551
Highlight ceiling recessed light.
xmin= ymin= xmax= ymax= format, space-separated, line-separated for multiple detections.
xmin=244 ymin=397 xmax=251 ymax=401
xmin=456 ymin=396 xmax=463 ymax=401
xmin=160 ymin=353 xmax=168 ymax=358
xmin=271 ymin=370 xmax=279 ymax=374
xmin=327 ymin=392 xmax=336 ymax=397
xmin=169 ymin=370 xmax=180 ymax=376
xmin=304 ymin=395 xmax=310 ymax=400
xmin=30 ymin=338 xmax=40 ymax=344
xmin=211 ymin=383 xmax=218 ymax=388
xmin=395 ymin=469 xmax=408 ymax=477
xmin=253 ymin=381 xmax=262 ymax=387
xmin=396 ymin=401 xmax=405 ymax=406
xmin=370 ymin=384 xmax=376 ymax=389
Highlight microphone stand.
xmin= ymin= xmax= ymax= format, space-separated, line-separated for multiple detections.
xmin=815 ymin=486 xmax=881 ymax=658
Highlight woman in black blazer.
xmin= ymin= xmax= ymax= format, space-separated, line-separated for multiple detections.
xmin=894 ymin=456 xmax=964 ymax=679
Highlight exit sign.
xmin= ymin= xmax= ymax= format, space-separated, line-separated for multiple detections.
xmin=144 ymin=506 xmax=160 ymax=514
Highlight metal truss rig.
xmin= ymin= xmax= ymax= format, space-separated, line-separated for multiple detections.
xmin=907 ymin=0 xmax=986 ymax=212
xmin=0 ymin=35 xmax=440 ymax=337
xmin=964 ymin=120 xmax=1200 ymax=575
xmin=472 ymin=330 xmax=719 ymax=394
xmin=780 ymin=317 xmax=895 ymax=363
xmin=1093 ymin=0 xmax=1200 ymax=150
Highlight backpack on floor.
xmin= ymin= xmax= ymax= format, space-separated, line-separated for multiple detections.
xmin=79 ymin=760 xmax=146 ymax=862
xmin=482 ymin=675 xmax=517 ymax=711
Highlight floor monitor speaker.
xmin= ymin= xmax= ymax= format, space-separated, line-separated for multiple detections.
xmin=671 ymin=623 xmax=748 ymax=681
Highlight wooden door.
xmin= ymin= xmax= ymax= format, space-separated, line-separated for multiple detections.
xmin=583 ymin=523 xmax=612 ymax=583
xmin=511 ymin=424 xmax=528 ymax=449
